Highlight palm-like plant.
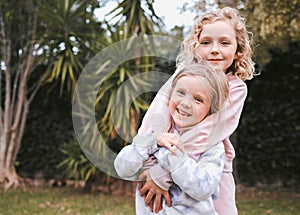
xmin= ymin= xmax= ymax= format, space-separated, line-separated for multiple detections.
xmin=39 ymin=0 xmax=101 ymax=93
xmin=58 ymin=137 xmax=96 ymax=181
xmin=96 ymin=23 xmax=155 ymax=143
xmin=67 ymin=1 xmax=167 ymax=184
xmin=107 ymin=0 xmax=163 ymax=35
xmin=96 ymin=0 xmax=164 ymax=142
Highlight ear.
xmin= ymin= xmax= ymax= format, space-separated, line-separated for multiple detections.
xmin=233 ymin=53 xmax=238 ymax=60
xmin=234 ymin=52 xmax=239 ymax=60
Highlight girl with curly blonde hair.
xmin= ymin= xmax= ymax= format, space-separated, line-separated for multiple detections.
xmin=136 ymin=7 xmax=256 ymax=215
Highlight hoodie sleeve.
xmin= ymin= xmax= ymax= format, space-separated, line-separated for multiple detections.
xmin=114 ymin=134 xmax=158 ymax=180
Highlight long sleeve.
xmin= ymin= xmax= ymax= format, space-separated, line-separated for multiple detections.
xmin=154 ymin=142 xmax=225 ymax=201
xmin=114 ymin=134 xmax=158 ymax=180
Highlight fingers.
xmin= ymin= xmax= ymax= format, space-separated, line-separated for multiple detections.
xmin=156 ymin=133 xmax=181 ymax=154
xmin=139 ymin=171 xmax=148 ymax=196
xmin=139 ymin=181 xmax=145 ymax=193
xmin=149 ymin=198 xmax=154 ymax=212
xmin=144 ymin=190 xmax=155 ymax=206
xmin=154 ymin=194 xmax=162 ymax=213
xmin=140 ymin=183 xmax=148 ymax=196
xmin=139 ymin=169 xmax=172 ymax=213
xmin=163 ymin=191 xmax=172 ymax=207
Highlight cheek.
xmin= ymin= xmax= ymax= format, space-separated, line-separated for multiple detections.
xmin=197 ymin=105 xmax=210 ymax=119
xmin=168 ymin=100 xmax=176 ymax=113
xmin=195 ymin=46 xmax=206 ymax=58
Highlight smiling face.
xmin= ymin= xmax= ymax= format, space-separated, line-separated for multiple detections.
xmin=168 ymin=75 xmax=211 ymax=130
xmin=196 ymin=20 xmax=238 ymax=73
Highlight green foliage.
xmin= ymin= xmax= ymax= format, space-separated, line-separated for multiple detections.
xmin=17 ymin=85 xmax=73 ymax=178
xmin=94 ymin=0 xmax=165 ymax=144
xmin=58 ymin=137 xmax=96 ymax=181
xmin=96 ymin=26 xmax=155 ymax=141
xmin=243 ymin=0 xmax=300 ymax=66
xmin=16 ymin=0 xmax=170 ymax=183
xmin=107 ymin=0 xmax=164 ymax=34
xmin=38 ymin=0 xmax=102 ymax=93
xmin=237 ymin=42 xmax=300 ymax=186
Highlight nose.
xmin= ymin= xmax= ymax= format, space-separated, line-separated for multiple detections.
xmin=210 ymin=42 xmax=220 ymax=54
xmin=179 ymin=96 xmax=192 ymax=108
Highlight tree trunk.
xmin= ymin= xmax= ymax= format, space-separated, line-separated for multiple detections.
xmin=0 ymin=5 xmax=38 ymax=187
xmin=0 ymin=165 xmax=23 ymax=191
xmin=0 ymin=131 xmax=24 ymax=190
xmin=0 ymin=14 xmax=34 ymax=189
xmin=0 ymin=104 xmax=30 ymax=190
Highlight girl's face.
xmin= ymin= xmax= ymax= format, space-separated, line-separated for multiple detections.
xmin=196 ymin=20 xmax=238 ymax=72
xmin=168 ymin=75 xmax=211 ymax=129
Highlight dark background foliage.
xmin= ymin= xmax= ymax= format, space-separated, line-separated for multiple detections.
xmin=17 ymin=83 xmax=73 ymax=179
xmin=236 ymin=41 xmax=300 ymax=186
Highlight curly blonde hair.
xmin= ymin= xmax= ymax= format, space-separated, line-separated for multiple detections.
xmin=176 ymin=7 xmax=256 ymax=81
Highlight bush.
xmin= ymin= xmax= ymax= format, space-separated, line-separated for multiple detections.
xmin=236 ymin=42 xmax=300 ymax=186
xmin=16 ymin=86 xmax=73 ymax=179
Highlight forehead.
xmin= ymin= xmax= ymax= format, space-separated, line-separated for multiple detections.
xmin=174 ymin=75 xmax=208 ymax=94
xmin=200 ymin=20 xmax=236 ymax=38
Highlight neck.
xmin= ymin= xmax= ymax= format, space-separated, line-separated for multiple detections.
xmin=172 ymin=121 xmax=194 ymax=135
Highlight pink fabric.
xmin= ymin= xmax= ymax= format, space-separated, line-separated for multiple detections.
xmin=214 ymin=172 xmax=238 ymax=215
xmin=138 ymin=67 xmax=247 ymax=214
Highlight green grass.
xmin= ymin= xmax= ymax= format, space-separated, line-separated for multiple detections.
xmin=0 ymin=187 xmax=135 ymax=215
xmin=236 ymin=186 xmax=300 ymax=215
xmin=0 ymin=186 xmax=299 ymax=215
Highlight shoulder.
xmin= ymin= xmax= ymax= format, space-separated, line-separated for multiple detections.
xmin=226 ymin=72 xmax=246 ymax=85
xmin=226 ymin=72 xmax=247 ymax=92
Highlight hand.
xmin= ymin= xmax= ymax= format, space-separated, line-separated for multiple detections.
xmin=139 ymin=170 xmax=171 ymax=213
xmin=153 ymin=132 xmax=184 ymax=155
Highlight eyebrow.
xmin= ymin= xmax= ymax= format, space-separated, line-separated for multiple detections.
xmin=194 ymin=91 xmax=207 ymax=99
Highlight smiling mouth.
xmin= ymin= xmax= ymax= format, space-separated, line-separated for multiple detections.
xmin=177 ymin=108 xmax=191 ymax=117
xmin=208 ymin=59 xmax=222 ymax=63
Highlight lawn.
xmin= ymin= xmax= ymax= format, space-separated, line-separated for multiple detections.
xmin=236 ymin=186 xmax=300 ymax=215
xmin=0 ymin=187 xmax=134 ymax=215
xmin=0 ymin=185 xmax=299 ymax=215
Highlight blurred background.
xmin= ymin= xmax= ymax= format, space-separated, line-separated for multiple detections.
xmin=0 ymin=0 xmax=299 ymax=197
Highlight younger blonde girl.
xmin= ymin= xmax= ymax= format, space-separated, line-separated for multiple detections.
xmin=115 ymin=63 xmax=229 ymax=214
